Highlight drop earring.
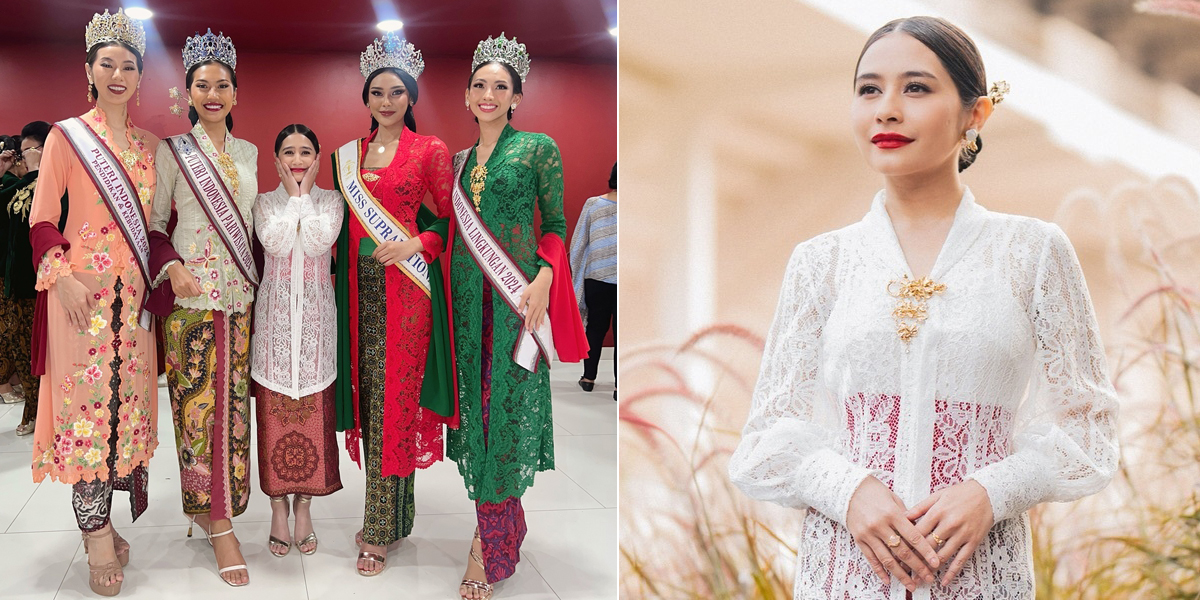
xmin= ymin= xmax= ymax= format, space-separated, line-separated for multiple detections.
xmin=87 ymin=79 xmax=95 ymax=103
xmin=465 ymin=101 xmax=470 ymax=111
xmin=136 ymin=82 xmax=141 ymax=107
xmin=963 ymin=128 xmax=979 ymax=153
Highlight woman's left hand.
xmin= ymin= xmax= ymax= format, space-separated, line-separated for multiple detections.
xmin=907 ymin=479 xmax=994 ymax=587
xmin=372 ymin=238 xmax=422 ymax=266
xmin=299 ymin=156 xmax=319 ymax=196
xmin=519 ymin=267 xmax=552 ymax=330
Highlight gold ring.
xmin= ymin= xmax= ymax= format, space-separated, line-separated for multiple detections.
xmin=886 ymin=534 xmax=901 ymax=548
xmin=931 ymin=533 xmax=945 ymax=547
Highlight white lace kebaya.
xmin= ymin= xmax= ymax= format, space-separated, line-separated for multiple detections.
xmin=250 ymin=184 xmax=343 ymax=398
xmin=729 ymin=189 xmax=1119 ymax=600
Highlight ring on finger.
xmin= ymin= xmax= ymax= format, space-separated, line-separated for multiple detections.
xmin=930 ymin=533 xmax=945 ymax=548
xmin=885 ymin=534 xmax=901 ymax=548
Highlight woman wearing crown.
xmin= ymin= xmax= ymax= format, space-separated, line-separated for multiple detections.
xmin=330 ymin=32 xmax=455 ymax=577
xmin=27 ymin=8 xmax=161 ymax=596
xmin=443 ymin=34 xmax=588 ymax=599
xmin=148 ymin=29 xmax=258 ymax=588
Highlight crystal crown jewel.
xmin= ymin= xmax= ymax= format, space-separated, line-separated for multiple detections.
xmin=182 ymin=29 xmax=238 ymax=72
xmin=472 ymin=33 xmax=531 ymax=83
xmin=360 ymin=32 xmax=425 ymax=80
xmin=84 ymin=8 xmax=146 ymax=56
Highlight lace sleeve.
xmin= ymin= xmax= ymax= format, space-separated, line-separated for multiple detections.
xmin=728 ymin=240 xmax=881 ymax=526
xmin=416 ymin=138 xmax=453 ymax=260
xmin=968 ymin=225 xmax=1119 ymax=523
xmin=298 ymin=188 xmax=342 ymax=258
xmin=254 ymin=191 xmax=301 ymax=257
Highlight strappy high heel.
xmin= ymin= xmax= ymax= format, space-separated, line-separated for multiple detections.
xmin=81 ymin=526 xmax=123 ymax=596
xmin=186 ymin=515 xmax=249 ymax=587
xmin=460 ymin=528 xmax=493 ymax=600
xmin=111 ymin=529 xmax=130 ymax=567
xmin=268 ymin=496 xmax=292 ymax=557
xmin=294 ymin=495 xmax=318 ymax=555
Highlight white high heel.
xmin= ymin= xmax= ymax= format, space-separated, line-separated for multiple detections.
xmin=186 ymin=515 xmax=249 ymax=587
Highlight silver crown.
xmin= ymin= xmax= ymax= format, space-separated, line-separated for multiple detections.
xmin=84 ymin=8 xmax=146 ymax=56
xmin=360 ymin=32 xmax=424 ymax=80
xmin=472 ymin=33 xmax=531 ymax=83
xmin=182 ymin=29 xmax=238 ymax=72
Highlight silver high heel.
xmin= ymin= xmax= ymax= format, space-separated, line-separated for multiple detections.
xmin=294 ymin=495 xmax=318 ymax=555
xmin=268 ymin=496 xmax=292 ymax=557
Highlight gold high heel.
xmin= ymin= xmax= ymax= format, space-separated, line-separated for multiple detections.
xmin=268 ymin=496 xmax=292 ymax=557
xmin=294 ymin=495 xmax=317 ymax=555
xmin=81 ymin=526 xmax=123 ymax=597
xmin=459 ymin=528 xmax=493 ymax=599
xmin=186 ymin=515 xmax=249 ymax=587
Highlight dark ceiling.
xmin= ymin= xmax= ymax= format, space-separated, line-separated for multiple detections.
xmin=0 ymin=0 xmax=618 ymax=62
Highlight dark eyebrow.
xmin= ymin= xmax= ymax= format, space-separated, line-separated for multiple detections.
xmin=370 ymin=85 xmax=406 ymax=92
xmin=854 ymin=70 xmax=938 ymax=83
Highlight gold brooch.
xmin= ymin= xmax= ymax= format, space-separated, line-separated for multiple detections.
xmin=887 ymin=275 xmax=946 ymax=344
xmin=362 ymin=171 xmax=381 ymax=182
xmin=469 ymin=164 xmax=488 ymax=211
xmin=215 ymin=151 xmax=240 ymax=197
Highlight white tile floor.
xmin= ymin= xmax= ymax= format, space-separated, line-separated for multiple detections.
xmin=0 ymin=356 xmax=616 ymax=599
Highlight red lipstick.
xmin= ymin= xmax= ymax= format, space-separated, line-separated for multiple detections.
xmin=871 ymin=133 xmax=913 ymax=149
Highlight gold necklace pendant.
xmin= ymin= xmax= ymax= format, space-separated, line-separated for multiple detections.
xmin=469 ymin=164 xmax=488 ymax=211
xmin=215 ymin=151 xmax=240 ymax=196
xmin=118 ymin=148 xmax=140 ymax=170
xmin=887 ymin=274 xmax=946 ymax=344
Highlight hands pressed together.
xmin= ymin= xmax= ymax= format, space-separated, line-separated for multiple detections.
xmin=845 ymin=476 xmax=994 ymax=592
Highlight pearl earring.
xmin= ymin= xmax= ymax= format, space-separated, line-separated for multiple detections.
xmin=963 ymin=128 xmax=979 ymax=153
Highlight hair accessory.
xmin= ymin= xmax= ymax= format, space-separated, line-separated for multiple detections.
xmin=964 ymin=128 xmax=979 ymax=153
xmin=183 ymin=28 xmax=238 ymax=72
xmin=360 ymin=32 xmax=424 ymax=80
xmin=168 ymin=87 xmax=186 ymax=117
xmin=472 ymin=33 xmax=531 ymax=83
xmin=85 ymin=8 xmax=146 ymax=56
xmin=988 ymin=80 xmax=1009 ymax=105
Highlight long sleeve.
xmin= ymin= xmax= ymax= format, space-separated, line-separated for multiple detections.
xmin=569 ymin=199 xmax=592 ymax=301
xmin=254 ymin=191 xmax=302 ymax=257
xmin=968 ymin=225 xmax=1119 ymax=523
xmin=533 ymin=135 xmax=567 ymax=240
xmin=29 ymin=127 xmax=73 ymax=289
xmin=298 ymin=188 xmax=343 ymax=258
xmin=416 ymin=138 xmax=453 ymax=262
xmin=728 ymin=242 xmax=881 ymax=526
xmin=149 ymin=141 xmax=176 ymax=235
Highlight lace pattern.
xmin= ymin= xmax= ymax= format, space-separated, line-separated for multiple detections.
xmin=728 ymin=189 xmax=1119 ymax=599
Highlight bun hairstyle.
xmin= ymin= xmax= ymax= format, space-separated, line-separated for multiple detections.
xmin=186 ymin=60 xmax=238 ymax=132
xmin=363 ymin=67 xmax=419 ymax=133
xmin=609 ymin=162 xmax=617 ymax=190
xmin=856 ymin=16 xmax=987 ymax=172
xmin=273 ymin=124 xmax=320 ymax=155
xmin=21 ymin=121 xmax=52 ymax=145
xmin=85 ymin=41 xmax=145 ymax=102
xmin=466 ymin=61 xmax=524 ymax=122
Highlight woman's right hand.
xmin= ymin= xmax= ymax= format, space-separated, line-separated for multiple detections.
xmin=275 ymin=157 xmax=301 ymax=198
xmin=845 ymin=476 xmax=941 ymax=592
xmin=168 ymin=262 xmax=203 ymax=298
xmin=56 ymin=273 xmax=96 ymax=334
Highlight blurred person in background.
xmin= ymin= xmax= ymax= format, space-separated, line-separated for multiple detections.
xmin=0 ymin=122 xmax=59 ymax=435
xmin=570 ymin=162 xmax=617 ymax=400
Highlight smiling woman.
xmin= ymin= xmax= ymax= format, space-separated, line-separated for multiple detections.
xmin=726 ymin=16 xmax=1119 ymax=600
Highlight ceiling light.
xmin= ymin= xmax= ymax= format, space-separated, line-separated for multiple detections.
xmin=377 ymin=20 xmax=404 ymax=32
xmin=609 ymin=26 xmax=618 ymax=37
xmin=125 ymin=7 xmax=153 ymax=20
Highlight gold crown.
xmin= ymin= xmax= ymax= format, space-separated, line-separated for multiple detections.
xmin=84 ymin=8 xmax=146 ymax=56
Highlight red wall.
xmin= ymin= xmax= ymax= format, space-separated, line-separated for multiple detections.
xmin=1 ymin=42 xmax=617 ymax=346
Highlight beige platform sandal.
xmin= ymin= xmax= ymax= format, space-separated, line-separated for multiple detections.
xmin=81 ymin=526 xmax=123 ymax=596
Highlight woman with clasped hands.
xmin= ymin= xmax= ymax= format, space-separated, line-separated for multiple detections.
xmin=728 ymin=16 xmax=1118 ymax=600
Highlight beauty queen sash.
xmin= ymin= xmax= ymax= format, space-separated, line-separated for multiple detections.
xmin=166 ymin=133 xmax=259 ymax=286
xmin=451 ymin=149 xmax=556 ymax=372
xmin=56 ymin=117 xmax=153 ymax=330
xmin=332 ymin=139 xmax=431 ymax=297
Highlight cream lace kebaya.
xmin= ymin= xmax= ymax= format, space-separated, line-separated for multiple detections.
xmin=729 ymin=189 xmax=1119 ymax=600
